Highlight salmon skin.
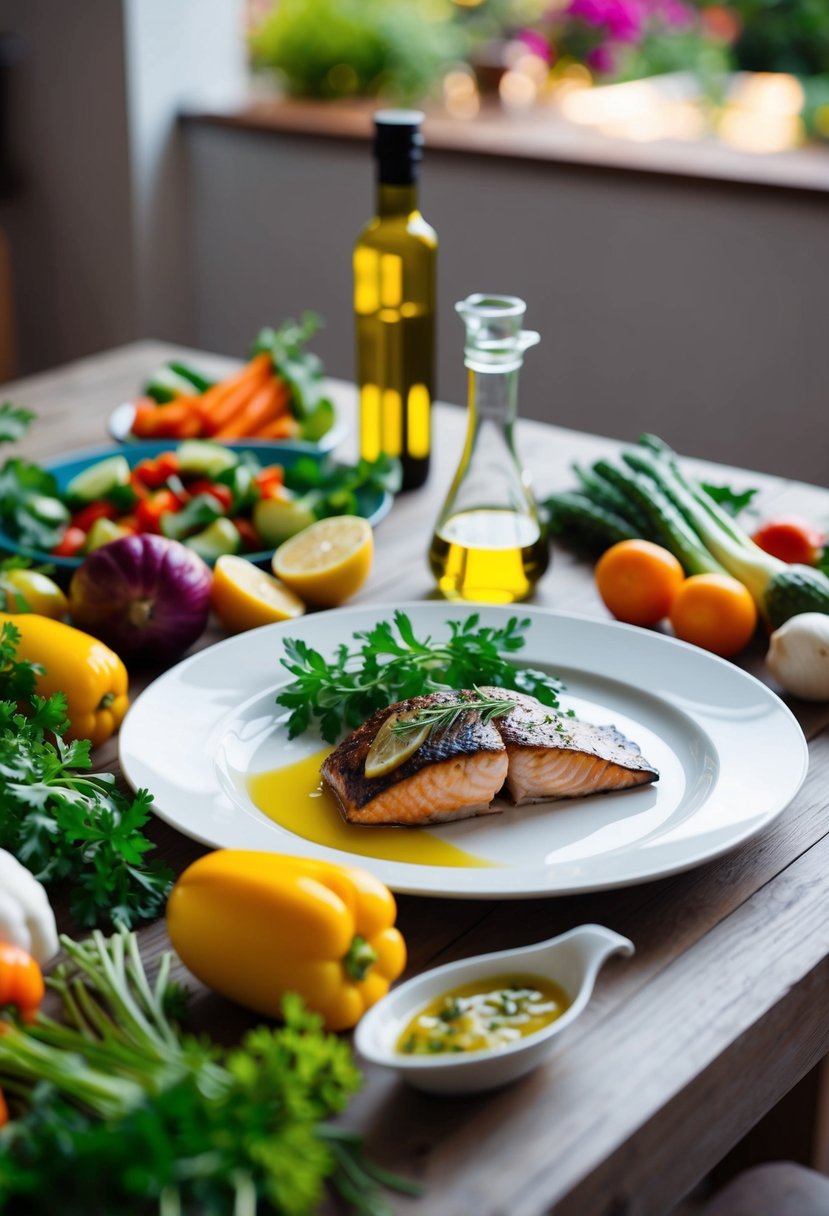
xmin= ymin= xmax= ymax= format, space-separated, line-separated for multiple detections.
xmin=477 ymin=687 xmax=658 ymax=806
xmin=321 ymin=691 xmax=508 ymax=826
xmin=321 ymin=689 xmax=658 ymax=826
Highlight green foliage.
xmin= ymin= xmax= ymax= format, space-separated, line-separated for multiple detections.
xmin=277 ymin=609 xmax=565 ymax=742
xmin=250 ymin=0 xmax=462 ymax=103
xmin=715 ymin=0 xmax=829 ymax=77
xmin=0 ymin=932 xmax=414 ymax=1214
xmin=0 ymin=622 xmax=172 ymax=928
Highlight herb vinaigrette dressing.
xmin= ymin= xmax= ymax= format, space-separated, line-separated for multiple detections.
xmin=398 ymin=974 xmax=570 ymax=1055
xmin=247 ymin=749 xmax=493 ymax=868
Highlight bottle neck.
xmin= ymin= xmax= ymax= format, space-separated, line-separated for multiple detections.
xmin=466 ymin=364 xmax=519 ymax=429
xmin=376 ymin=181 xmax=419 ymax=217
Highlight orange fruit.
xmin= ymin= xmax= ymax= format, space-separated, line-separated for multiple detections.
xmin=594 ymin=540 xmax=685 ymax=626
xmin=668 ymin=573 xmax=758 ymax=657
xmin=211 ymin=554 xmax=305 ymax=633
xmin=272 ymin=516 xmax=373 ymax=608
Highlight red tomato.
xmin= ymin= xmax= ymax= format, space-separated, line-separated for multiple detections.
xmin=186 ymin=480 xmax=233 ymax=511
xmin=71 ymin=501 xmax=118 ymax=532
xmin=136 ymin=489 xmax=182 ymax=534
xmin=131 ymin=453 xmax=180 ymax=489
xmin=254 ymin=466 xmax=284 ymax=494
xmin=234 ymin=517 xmax=263 ymax=552
xmin=751 ymin=517 xmax=826 ymax=566
xmin=52 ymin=526 xmax=87 ymax=557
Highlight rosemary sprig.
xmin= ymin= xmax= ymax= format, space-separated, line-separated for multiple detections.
xmin=390 ymin=689 xmax=517 ymax=740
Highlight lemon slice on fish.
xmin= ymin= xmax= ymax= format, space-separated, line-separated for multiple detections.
xmin=364 ymin=710 xmax=430 ymax=779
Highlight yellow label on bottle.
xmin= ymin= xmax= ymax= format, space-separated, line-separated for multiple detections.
xmin=380 ymin=253 xmax=403 ymax=309
xmin=382 ymin=389 xmax=402 ymax=457
xmin=407 ymin=383 xmax=431 ymax=459
xmin=360 ymin=385 xmax=382 ymax=461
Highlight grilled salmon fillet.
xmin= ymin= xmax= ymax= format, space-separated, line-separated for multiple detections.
xmin=478 ymin=686 xmax=658 ymax=806
xmin=321 ymin=689 xmax=658 ymax=826
xmin=321 ymin=691 xmax=508 ymax=826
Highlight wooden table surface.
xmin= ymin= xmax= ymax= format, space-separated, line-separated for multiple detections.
xmin=6 ymin=342 xmax=829 ymax=1215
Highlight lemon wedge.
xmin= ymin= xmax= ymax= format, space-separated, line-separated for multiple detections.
xmin=211 ymin=554 xmax=305 ymax=633
xmin=364 ymin=709 xmax=430 ymax=779
xmin=272 ymin=516 xmax=373 ymax=608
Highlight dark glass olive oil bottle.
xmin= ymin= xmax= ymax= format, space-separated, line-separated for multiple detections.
xmin=354 ymin=111 xmax=437 ymax=490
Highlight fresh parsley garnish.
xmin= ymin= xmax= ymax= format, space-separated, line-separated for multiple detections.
xmin=0 ymin=401 xmax=35 ymax=443
xmin=277 ymin=610 xmax=564 ymax=742
xmin=0 ymin=621 xmax=171 ymax=928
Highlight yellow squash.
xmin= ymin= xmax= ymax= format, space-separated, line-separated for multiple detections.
xmin=0 ymin=612 xmax=129 ymax=748
xmin=166 ymin=851 xmax=407 ymax=1030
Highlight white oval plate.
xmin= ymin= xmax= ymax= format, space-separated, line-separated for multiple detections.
xmin=119 ymin=603 xmax=809 ymax=899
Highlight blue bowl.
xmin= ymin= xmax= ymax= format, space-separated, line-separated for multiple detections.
xmin=0 ymin=440 xmax=392 ymax=576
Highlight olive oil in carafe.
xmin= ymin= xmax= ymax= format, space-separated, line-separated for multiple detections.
xmin=430 ymin=509 xmax=548 ymax=603
xmin=429 ymin=294 xmax=550 ymax=604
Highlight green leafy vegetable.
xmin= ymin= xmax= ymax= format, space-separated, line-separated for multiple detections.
xmin=277 ymin=610 xmax=565 ymax=742
xmin=700 ymin=481 xmax=758 ymax=518
xmin=284 ymin=452 xmax=402 ymax=519
xmin=0 ymin=401 xmax=35 ymax=444
xmin=0 ymin=929 xmax=418 ymax=1215
xmin=0 ymin=621 xmax=171 ymax=928
xmin=252 ymin=313 xmax=335 ymax=438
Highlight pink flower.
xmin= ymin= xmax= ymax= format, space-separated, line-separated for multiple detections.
xmin=586 ymin=44 xmax=616 ymax=73
xmin=567 ymin=0 xmax=645 ymax=44
xmin=517 ymin=28 xmax=554 ymax=62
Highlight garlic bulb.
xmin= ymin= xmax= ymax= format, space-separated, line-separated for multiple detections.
xmin=766 ymin=612 xmax=829 ymax=701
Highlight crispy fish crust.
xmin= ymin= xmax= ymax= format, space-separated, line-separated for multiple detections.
xmin=477 ymin=686 xmax=658 ymax=805
xmin=321 ymin=688 xmax=659 ymax=826
xmin=321 ymin=691 xmax=508 ymax=826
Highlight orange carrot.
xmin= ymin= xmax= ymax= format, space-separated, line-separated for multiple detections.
xmin=198 ymin=353 xmax=272 ymax=435
xmin=212 ymin=377 xmax=292 ymax=440
xmin=131 ymin=398 xmax=202 ymax=439
xmin=255 ymin=414 xmax=301 ymax=440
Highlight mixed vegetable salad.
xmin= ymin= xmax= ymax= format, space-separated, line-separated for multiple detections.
xmin=0 ymin=440 xmax=399 ymax=563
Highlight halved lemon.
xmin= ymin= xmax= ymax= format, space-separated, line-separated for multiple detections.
xmin=272 ymin=516 xmax=373 ymax=608
xmin=211 ymin=554 xmax=305 ymax=633
xmin=364 ymin=709 xmax=430 ymax=779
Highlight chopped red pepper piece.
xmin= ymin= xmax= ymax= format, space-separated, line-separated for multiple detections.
xmin=131 ymin=453 xmax=181 ymax=490
xmin=71 ymin=501 xmax=118 ymax=532
xmin=136 ymin=488 xmax=183 ymax=534
xmin=52 ymin=526 xmax=87 ymax=557
xmin=234 ymin=517 xmax=263 ymax=552
xmin=186 ymin=480 xmax=233 ymax=511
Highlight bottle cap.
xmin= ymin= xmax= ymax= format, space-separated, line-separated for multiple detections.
xmin=456 ymin=294 xmax=540 ymax=371
xmin=373 ymin=110 xmax=424 ymax=185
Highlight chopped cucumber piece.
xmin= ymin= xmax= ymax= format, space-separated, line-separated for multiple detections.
xmin=176 ymin=441 xmax=238 ymax=479
xmin=143 ymin=368 xmax=198 ymax=404
xmin=65 ymin=455 xmax=131 ymax=505
xmin=84 ymin=517 xmax=131 ymax=552
xmin=253 ymin=496 xmax=316 ymax=546
xmin=24 ymin=494 xmax=70 ymax=527
xmin=185 ymin=518 xmax=241 ymax=562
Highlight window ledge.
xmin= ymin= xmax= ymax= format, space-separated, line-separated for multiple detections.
xmin=183 ymin=95 xmax=829 ymax=195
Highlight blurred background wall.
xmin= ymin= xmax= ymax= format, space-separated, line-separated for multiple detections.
xmin=0 ymin=0 xmax=826 ymax=483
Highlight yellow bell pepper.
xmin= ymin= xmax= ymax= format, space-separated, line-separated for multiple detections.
xmin=166 ymin=851 xmax=407 ymax=1031
xmin=0 ymin=612 xmax=129 ymax=748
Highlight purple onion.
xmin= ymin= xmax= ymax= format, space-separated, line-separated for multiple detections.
xmin=68 ymin=534 xmax=212 ymax=663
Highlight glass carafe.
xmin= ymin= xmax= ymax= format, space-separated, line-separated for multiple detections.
xmin=428 ymin=294 xmax=550 ymax=603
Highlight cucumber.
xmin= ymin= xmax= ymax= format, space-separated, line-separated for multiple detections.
xmin=176 ymin=441 xmax=238 ymax=480
xmin=766 ymin=566 xmax=829 ymax=629
xmin=84 ymin=517 xmax=131 ymax=552
xmin=253 ymin=496 xmax=316 ymax=546
xmin=24 ymin=494 xmax=70 ymax=527
xmin=185 ymin=518 xmax=241 ymax=563
xmin=543 ymin=492 xmax=637 ymax=553
xmin=65 ymin=455 xmax=131 ymax=505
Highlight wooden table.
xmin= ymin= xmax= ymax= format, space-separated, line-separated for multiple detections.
xmin=6 ymin=342 xmax=829 ymax=1215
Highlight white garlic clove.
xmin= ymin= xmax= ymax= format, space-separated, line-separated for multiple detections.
xmin=766 ymin=612 xmax=829 ymax=702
